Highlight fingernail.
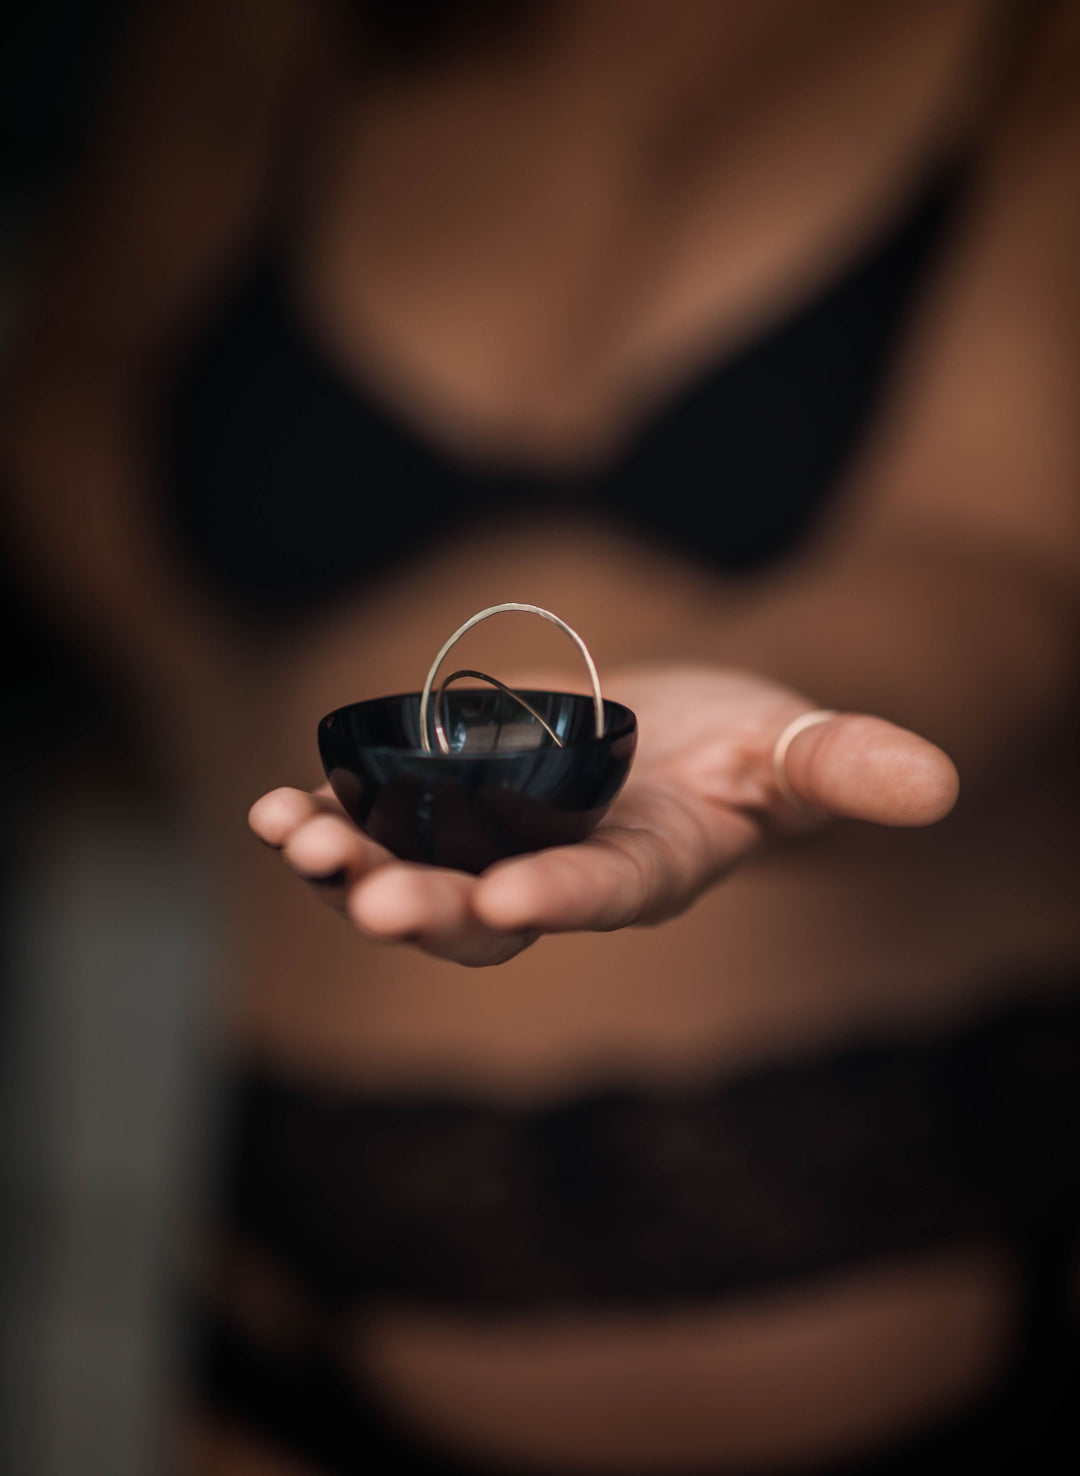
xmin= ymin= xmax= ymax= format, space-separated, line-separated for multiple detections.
xmin=302 ymin=868 xmax=348 ymax=888
xmin=259 ymin=838 xmax=284 ymax=851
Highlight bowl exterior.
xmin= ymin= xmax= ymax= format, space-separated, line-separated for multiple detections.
xmin=318 ymin=695 xmax=636 ymax=874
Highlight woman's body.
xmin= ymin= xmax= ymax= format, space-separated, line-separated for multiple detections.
xmin=5 ymin=1 xmax=1080 ymax=1470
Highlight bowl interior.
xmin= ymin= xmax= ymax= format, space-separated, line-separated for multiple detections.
xmin=328 ymin=689 xmax=634 ymax=756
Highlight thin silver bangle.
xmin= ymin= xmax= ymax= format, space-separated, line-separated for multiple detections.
xmin=419 ymin=604 xmax=605 ymax=755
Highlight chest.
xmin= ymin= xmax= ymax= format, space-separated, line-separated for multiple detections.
xmin=300 ymin=0 xmax=990 ymax=461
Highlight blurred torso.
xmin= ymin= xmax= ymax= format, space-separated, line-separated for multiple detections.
xmin=85 ymin=0 xmax=1080 ymax=1468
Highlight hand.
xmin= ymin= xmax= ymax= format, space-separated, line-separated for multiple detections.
xmin=248 ymin=666 xmax=958 ymax=967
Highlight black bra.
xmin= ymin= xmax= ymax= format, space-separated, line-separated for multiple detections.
xmin=160 ymin=167 xmax=960 ymax=627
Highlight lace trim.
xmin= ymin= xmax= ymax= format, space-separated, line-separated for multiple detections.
xmin=219 ymin=985 xmax=1080 ymax=1310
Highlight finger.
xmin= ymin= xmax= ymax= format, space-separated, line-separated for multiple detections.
xmin=248 ymin=785 xmax=342 ymax=849
xmin=283 ymin=812 xmax=386 ymax=885
xmin=782 ymin=714 xmax=959 ymax=826
xmin=348 ymin=864 xmax=538 ymax=967
xmin=475 ymin=786 xmax=759 ymax=934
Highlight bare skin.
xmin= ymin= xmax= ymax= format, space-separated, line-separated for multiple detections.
xmin=251 ymin=671 xmax=957 ymax=969
xmin=6 ymin=0 xmax=1080 ymax=1470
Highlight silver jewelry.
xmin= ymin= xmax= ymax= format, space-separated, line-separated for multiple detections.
xmin=419 ymin=604 xmax=605 ymax=755
xmin=772 ymin=709 xmax=837 ymax=809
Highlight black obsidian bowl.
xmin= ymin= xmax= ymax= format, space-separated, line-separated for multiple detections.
xmin=318 ymin=689 xmax=637 ymax=874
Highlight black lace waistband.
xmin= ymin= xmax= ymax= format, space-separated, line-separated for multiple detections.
xmin=216 ymin=982 xmax=1080 ymax=1313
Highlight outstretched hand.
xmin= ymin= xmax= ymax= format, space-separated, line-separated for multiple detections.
xmin=249 ymin=667 xmax=958 ymax=967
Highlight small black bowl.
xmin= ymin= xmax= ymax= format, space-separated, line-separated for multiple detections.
xmin=318 ymin=689 xmax=637 ymax=874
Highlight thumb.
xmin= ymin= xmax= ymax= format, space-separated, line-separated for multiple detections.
xmin=781 ymin=713 xmax=959 ymax=826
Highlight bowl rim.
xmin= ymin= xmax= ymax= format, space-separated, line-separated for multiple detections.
xmin=318 ymin=690 xmax=637 ymax=761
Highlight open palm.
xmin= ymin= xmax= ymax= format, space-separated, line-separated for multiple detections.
xmin=249 ymin=665 xmax=958 ymax=967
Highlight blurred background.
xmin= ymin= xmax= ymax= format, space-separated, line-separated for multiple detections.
xmin=2 ymin=4 xmax=1079 ymax=1475
xmin=2 ymin=8 xmax=207 ymax=1472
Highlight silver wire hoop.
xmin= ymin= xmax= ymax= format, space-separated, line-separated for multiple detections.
xmin=419 ymin=604 xmax=605 ymax=756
